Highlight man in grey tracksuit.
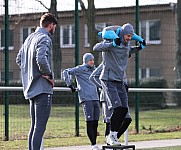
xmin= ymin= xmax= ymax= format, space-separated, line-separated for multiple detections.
xmin=89 ymin=62 xmax=131 ymax=141
xmin=89 ymin=62 xmax=113 ymax=138
xmin=93 ymin=23 xmax=146 ymax=145
xmin=63 ymin=53 xmax=101 ymax=150
xmin=16 ymin=13 xmax=57 ymax=150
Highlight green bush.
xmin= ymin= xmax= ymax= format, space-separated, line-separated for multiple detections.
xmin=53 ymin=80 xmax=75 ymax=105
xmin=0 ymin=77 xmax=168 ymax=108
xmin=172 ymin=78 xmax=181 ymax=106
xmin=0 ymin=80 xmax=25 ymax=104
xmin=128 ymin=77 xmax=167 ymax=109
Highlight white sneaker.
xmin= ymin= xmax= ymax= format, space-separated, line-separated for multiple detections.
xmin=91 ymin=145 xmax=102 ymax=150
xmin=106 ymin=135 xmax=110 ymax=145
xmin=107 ymin=134 xmax=121 ymax=146
xmin=113 ymin=131 xmax=119 ymax=143
xmin=105 ymin=136 xmax=108 ymax=143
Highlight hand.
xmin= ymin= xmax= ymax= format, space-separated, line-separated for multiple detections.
xmin=128 ymin=54 xmax=131 ymax=58
xmin=48 ymin=79 xmax=54 ymax=88
xmin=113 ymin=38 xmax=121 ymax=46
xmin=124 ymin=84 xmax=129 ymax=93
xmin=140 ymin=39 xmax=146 ymax=46
xmin=42 ymin=75 xmax=54 ymax=88
xmin=68 ymin=85 xmax=76 ymax=93
xmin=139 ymin=39 xmax=146 ymax=49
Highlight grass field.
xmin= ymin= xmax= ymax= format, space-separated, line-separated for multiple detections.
xmin=0 ymin=105 xmax=181 ymax=149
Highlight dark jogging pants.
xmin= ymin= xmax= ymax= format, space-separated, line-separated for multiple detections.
xmin=28 ymin=93 xmax=52 ymax=150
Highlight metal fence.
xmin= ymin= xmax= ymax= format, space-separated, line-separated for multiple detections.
xmin=0 ymin=87 xmax=181 ymax=142
xmin=0 ymin=0 xmax=180 ymax=146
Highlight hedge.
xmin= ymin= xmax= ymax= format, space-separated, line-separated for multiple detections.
xmin=0 ymin=80 xmax=75 ymax=105
xmin=127 ymin=77 xmax=168 ymax=109
xmin=0 ymin=77 xmax=168 ymax=108
xmin=172 ymin=78 xmax=181 ymax=106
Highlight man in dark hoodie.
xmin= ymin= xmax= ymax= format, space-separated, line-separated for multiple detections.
xmin=93 ymin=23 xmax=146 ymax=146
xmin=63 ymin=53 xmax=101 ymax=150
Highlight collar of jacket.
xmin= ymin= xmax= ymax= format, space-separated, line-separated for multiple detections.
xmin=35 ymin=27 xmax=51 ymax=37
xmin=83 ymin=64 xmax=95 ymax=69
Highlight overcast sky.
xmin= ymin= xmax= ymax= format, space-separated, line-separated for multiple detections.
xmin=0 ymin=0 xmax=177 ymax=15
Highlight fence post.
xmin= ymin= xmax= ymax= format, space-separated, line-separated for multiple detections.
xmin=135 ymin=0 xmax=140 ymax=134
xmin=74 ymin=0 xmax=80 ymax=136
xmin=4 ymin=0 xmax=9 ymax=141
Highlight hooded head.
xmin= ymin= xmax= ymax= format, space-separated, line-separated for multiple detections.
xmin=119 ymin=23 xmax=134 ymax=45
xmin=83 ymin=53 xmax=94 ymax=64
xmin=121 ymin=23 xmax=134 ymax=35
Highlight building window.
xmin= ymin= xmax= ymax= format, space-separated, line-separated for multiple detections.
xmin=84 ymin=23 xmax=111 ymax=47
xmin=0 ymin=29 xmax=14 ymax=50
xmin=140 ymin=68 xmax=147 ymax=79
xmin=20 ymin=27 xmax=35 ymax=44
xmin=0 ymin=71 xmax=13 ymax=81
xmin=150 ymin=68 xmax=160 ymax=77
xmin=139 ymin=20 xmax=161 ymax=44
xmin=139 ymin=68 xmax=160 ymax=79
xmin=60 ymin=25 xmax=75 ymax=48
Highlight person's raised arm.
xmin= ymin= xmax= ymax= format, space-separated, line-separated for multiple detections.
xmin=93 ymin=40 xmax=114 ymax=52
xmin=89 ymin=63 xmax=103 ymax=89
xmin=63 ymin=67 xmax=80 ymax=92
xmin=130 ymin=39 xmax=146 ymax=55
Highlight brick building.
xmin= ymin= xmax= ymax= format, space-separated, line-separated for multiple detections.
xmin=0 ymin=3 xmax=177 ymax=86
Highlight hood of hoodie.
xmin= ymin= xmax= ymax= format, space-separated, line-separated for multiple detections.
xmin=83 ymin=53 xmax=94 ymax=65
xmin=118 ymin=23 xmax=134 ymax=45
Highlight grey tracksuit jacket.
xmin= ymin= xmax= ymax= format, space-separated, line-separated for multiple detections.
xmin=63 ymin=64 xmax=99 ymax=103
xmin=16 ymin=27 xmax=53 ymax=99
xmin=90 ymin=62 xmax=128 ymax=102
xmin=93 ymin=40 xmax=140 ymax=82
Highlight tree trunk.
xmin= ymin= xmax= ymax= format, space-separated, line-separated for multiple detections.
xmin=79 ymin=0 xmax=99 ymax=65
xmin=176 ymin=0 xmax=181 ymax=78
xmin=87 ymin=0 xmax=99 ymax=66
xmin=50 ymin=0 xmax=62 ymax=79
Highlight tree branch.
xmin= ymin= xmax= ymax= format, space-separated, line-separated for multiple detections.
xmin=35 ymin=0 xmax=49 ymax=11
xmin=78 ymin=0 xmax=86 ymax=12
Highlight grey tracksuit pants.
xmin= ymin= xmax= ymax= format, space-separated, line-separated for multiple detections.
xmin=28 ymin=93 xmax=52 ymax=150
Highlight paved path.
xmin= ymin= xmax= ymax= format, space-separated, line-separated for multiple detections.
xmin=45 ymin=139 xmax=181 ymax=150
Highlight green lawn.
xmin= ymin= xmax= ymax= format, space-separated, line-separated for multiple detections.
xmin=0 ymin=105 xmax=181 ymax=150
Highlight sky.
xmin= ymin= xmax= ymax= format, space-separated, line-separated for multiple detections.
xmin=0 ymin=0 xmax=177 ymax=15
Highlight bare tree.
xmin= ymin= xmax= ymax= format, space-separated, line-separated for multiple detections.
xmin=79 ymin=0 xmax=99 ymax=65
xmin=35 ymin=0 xmax=62 ymax=79
xmin=49 ymin=0 xmax=61 ymax=79
xmin=176 ymin=0 xmax=181 ymax=78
